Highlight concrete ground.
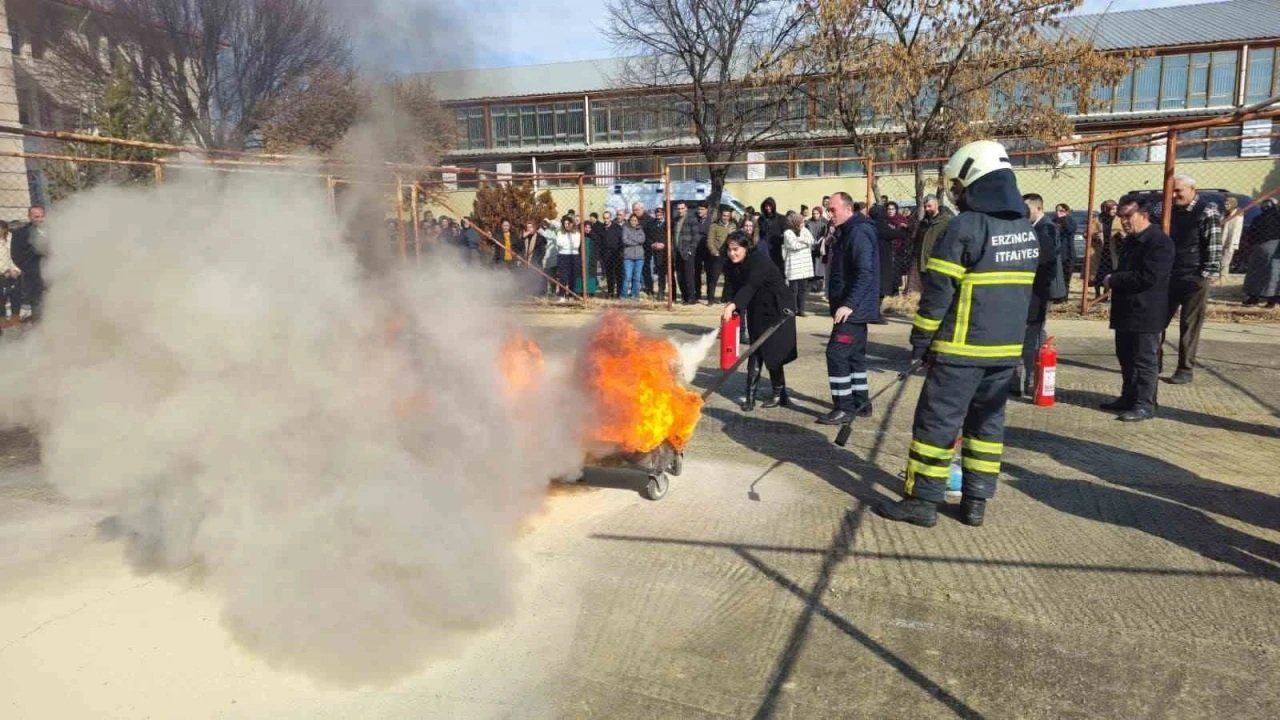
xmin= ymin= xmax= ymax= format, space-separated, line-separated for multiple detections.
xmin=2 ymin=307 xmax=1278 ymax=719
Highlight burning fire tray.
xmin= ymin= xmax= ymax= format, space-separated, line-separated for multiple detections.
xmin=583 ymin=441 xmax=684 ymax=501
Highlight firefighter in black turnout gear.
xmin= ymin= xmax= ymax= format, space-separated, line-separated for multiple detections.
xmin=875 ymin=140 xmax=1038 ymax=528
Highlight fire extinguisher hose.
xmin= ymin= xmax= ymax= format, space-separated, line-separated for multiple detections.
xmin=700 ymin=309 xmax=795 ymax=401
xmin=833 ymin=358 xmax=924 ymax=447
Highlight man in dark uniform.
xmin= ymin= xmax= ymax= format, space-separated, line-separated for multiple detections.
xmin=816 ymin=193 xmax=880 ymax=425
xmin=875 ymin=140 xmax=1038 ymax=528
xmin=1102 ymin=195 xmax=1174 ymax=421
xmin=1011 ymin=193 xmax=1061 ymax=397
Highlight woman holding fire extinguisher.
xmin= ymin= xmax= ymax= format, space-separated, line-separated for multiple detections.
xmin=720 ymin=231 xmax=798 ymax=411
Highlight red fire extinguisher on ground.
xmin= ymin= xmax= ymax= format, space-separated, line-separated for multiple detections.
xmin=720 ymin=314 xmax=741 ymax=370
xmin=1034 ymin=336 xmax=1057 ymax=407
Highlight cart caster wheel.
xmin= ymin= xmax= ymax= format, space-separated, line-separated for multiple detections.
xmin=668 ymin=453 xmax=683 ymax=477
xmin=643 ymin=473 xmax=669 ymax=501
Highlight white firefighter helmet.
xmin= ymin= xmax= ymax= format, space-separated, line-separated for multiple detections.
xmin=942 ymin=140 xmax=1013 ymax=188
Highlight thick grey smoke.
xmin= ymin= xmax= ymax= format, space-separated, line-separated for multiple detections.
xmin=0 ymin=172 xmax=587 ymax=683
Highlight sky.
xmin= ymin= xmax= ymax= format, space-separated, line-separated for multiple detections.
xmin=382 ymin=0 xmax=1217 ymax=73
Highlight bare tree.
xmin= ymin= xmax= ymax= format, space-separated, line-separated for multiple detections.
xmin=23 ymin=0 xmax=350 ymax=150
xmin=801 ymin=0 xmax=1136 ymax=203
xmin=606 ymin=0 xmax=808 ymax=212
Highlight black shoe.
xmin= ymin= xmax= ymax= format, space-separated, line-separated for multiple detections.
xmin=873 ymin=497 xmax=938 ymax=528
xmin=1267 ymin=300 xmax=1278 ymax=309
xmin=855 ymin=402 xmax=873 ymax=418
xmin=1099 ymin=397 xmax=1133 ymax=412
xmin=1243 ymin=296 xmax=1260 ymax=307
xmin=1118 ymin=408 xmax=1155 ymax=422
xmin=959 ymin=497 xmax=987 ymax=527
xmin=1167 ymin=370 xmax=1193 ymax=385
xmin=761 ymin=387 xmax=791 ymax=408
xmin=1009 ymin=381 xmax=1023 ymax=397
xmin=740 ymin=357 xmax=763 ymax=412
xmin=816 ymin=408 xmax=854 ymax=425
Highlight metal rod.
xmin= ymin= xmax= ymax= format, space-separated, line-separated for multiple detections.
xmin=834 ymin=358 xmax=923 ymax=447
xmin=700 ymin=310 xmax=795 ymax=401
xmin=410 ymin=180 xmax=421 ymax=262
xmin=395 ymin=174 xmax=408 ymax=262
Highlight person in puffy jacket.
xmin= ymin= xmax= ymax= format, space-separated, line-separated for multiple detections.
xmin=620 ymin=214 xmax=648 ymax=300
xmin=875 ymin=140 xmax=1038 ymax=530
xmin=782 ymin=211 xmax=816 ymax=316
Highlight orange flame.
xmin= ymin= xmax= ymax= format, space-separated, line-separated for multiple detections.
xmin=582 ymin=313 xmax=703 ymax=453
xmin=500 ymin=334 xmax=544 ymax=397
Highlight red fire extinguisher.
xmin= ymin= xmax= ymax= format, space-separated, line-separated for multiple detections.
xmin=1034 ymin=336 xmax=1057 ymax=407
xmin=720 ymin=314 xmax=741 ymax=370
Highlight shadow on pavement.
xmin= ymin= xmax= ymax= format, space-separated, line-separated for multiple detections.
xmin=1054 ymin=387 xmax=1280 ymax=439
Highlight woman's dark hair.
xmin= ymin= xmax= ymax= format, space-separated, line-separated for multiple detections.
xmin=1056 ymin=203 xmax=1071 ymax=213
xmin=886 ymin=201 xmax=898 ymax=212
xmin=725 ymin=230 xmax=752 ymax=250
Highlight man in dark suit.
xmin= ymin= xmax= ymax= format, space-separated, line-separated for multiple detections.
xmin=1102 ymin=195 xmax=1174 ymax=422
xmin=10 ymin=205 xmax=47 ymax=321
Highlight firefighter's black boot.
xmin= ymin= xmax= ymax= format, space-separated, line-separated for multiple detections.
xmin=740 ymin=358 xmax=763 ymax=412
xmin=960 ymin=496 xmax=987 ymax=527
xmin=761 ymin=386 xmax=790 ymax=408
xmin=873 ymin=497 xmax=938 ymax=528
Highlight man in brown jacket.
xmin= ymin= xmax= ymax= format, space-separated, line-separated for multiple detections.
xmin=706 ymin=207 xmax=736 ymax=303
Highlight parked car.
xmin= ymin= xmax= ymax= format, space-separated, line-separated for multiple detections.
xmin=1123 ymin=188 xmax=1260 ymax=228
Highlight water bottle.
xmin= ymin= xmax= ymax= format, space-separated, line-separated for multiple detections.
xmin=945 ymin=440 xmax=963 ymax=501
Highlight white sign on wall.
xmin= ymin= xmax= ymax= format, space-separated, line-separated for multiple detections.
xmin=496 ymin=162 xmax=513 ymax=180
xmin=747 ymin=151 xmax=766 ymax=181
xmin=1241 ymin=119 xmax=1272 ymax=158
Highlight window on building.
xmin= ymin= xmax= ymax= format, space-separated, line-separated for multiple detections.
xmin=1245 ymin=46 xmax=1277 ymax=104
xmin=794 ymin=147 xmax=864 ymax=177
xmin=1160 ymin=54 xmax=1189 ymax=110
xmin=454 ymin=106 xmax=486 ymax=150
xmin=593 ymin=97 xmax=690 ymax=144
xmin=1175 ymin=124 xmax=1243 ymax=160
xmin=764 ymin=150 xmax=790 ymax=179
xmin=1187 ymin=52 xmax=1210 ymax=109
xmin=1209 ymin=50 xmax=1238 ymax=106
xmin=489 ymin=101 xmax=585 ymax=148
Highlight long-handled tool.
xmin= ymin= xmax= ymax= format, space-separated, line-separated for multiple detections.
xmin=700 ymin=309 xmax=794 ymax=401
xmin=834 ymin=358 xmax=924 ymax=446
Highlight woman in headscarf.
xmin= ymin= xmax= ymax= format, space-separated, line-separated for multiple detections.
xmin=720 ymin=231 xmax=798 ymax=411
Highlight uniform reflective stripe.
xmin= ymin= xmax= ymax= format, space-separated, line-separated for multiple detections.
xmin=930 ymin=340 xmax=1024 ymax=358
xmin=907 ymin=459 xmax=951 ymax=479
xmin=910 ymin=439 xmax=954 ymax=460
xmin=963 ymin=437 xmax=1004 ymax=455
xmin=829 ymin=375 xmax=853 ymax=384
xmin=852 ymin=372 xmax=868 ymax=379
xmin=851 ymin=384 xmax=869 ymax=391
xmin=904 ymin=467 xmax=915 ymax=496
xmin=954 ymin=283 xmax=975 ymax=345
xmin=913 ymin=314 xmax=942 ymax=332
xmin=832 ymin=388 xmax=854 ymax=396
xmin=926 ymin=257 xmax=966 ymax=279
xmin=962 ymin=457 xmax=1001 ymax=474
xmin=960 ymin=271 xmax=1036 ymax=285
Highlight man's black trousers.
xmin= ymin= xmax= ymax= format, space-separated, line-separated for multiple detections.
xmin=1116 ymin=331 xmax=1160 ymax=412
xmin=826 ymin=321 xmax=869 ymax=411
xmin=905 ymin=363 xmax=1013 ymax=503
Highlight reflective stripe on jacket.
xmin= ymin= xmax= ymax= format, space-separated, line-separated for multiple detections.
xmin=910 ymin=211 xmax=1038 ymax=366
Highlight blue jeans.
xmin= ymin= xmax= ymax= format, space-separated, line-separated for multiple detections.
xmin=623 ymin=258 xmax=644 ymax=299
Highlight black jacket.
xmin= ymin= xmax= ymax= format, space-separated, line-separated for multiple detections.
xmin=730 ymin=251 xmax=797 ymax=370
xmin=10 ymin=223 xmax=45 ymax=298
xmin=825 ymin=214 xmax=881 ymax=321
xmin=603 ymin=221 xmax=624 ymax=252
xmin=910 ymin=169 xmax=1038 ymax=367
xmin=1054 ymin=214 xmax=1077 ymax=272
xmin=1028 ymin=214 xmax=1060 ymax=323
xmin=1109 ymin=225 xmax=1174 ymax=333
xmin=758 ymin=197 xmax=787 ymax=271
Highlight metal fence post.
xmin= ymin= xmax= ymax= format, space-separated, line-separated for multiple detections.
xmin=152 ymin=163 xmax=164 ymax=185
xmin=395 ymin=175 xmax=408 ymax=262
xmin=1162 ymin=130 xmax=1178 ymax=236
xmin=410 ymin=180 xmax=421 ymax=262
xmin=579 ymin=173 xmax=587 ymax=305
xmin=664 ymin=165 xmax=674 ymax=310
xmin=865 ymin=157 xmax=875 ymax=208
xmin=1082 ymin=145 xmax=1098 ymax=315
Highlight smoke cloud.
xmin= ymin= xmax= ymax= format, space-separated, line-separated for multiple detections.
xmin=0 ymin=171 xmax=589 ymax=683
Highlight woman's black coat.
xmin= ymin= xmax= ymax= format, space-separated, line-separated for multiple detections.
xmin=730 ymin=251 xmax=798 ymax=370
